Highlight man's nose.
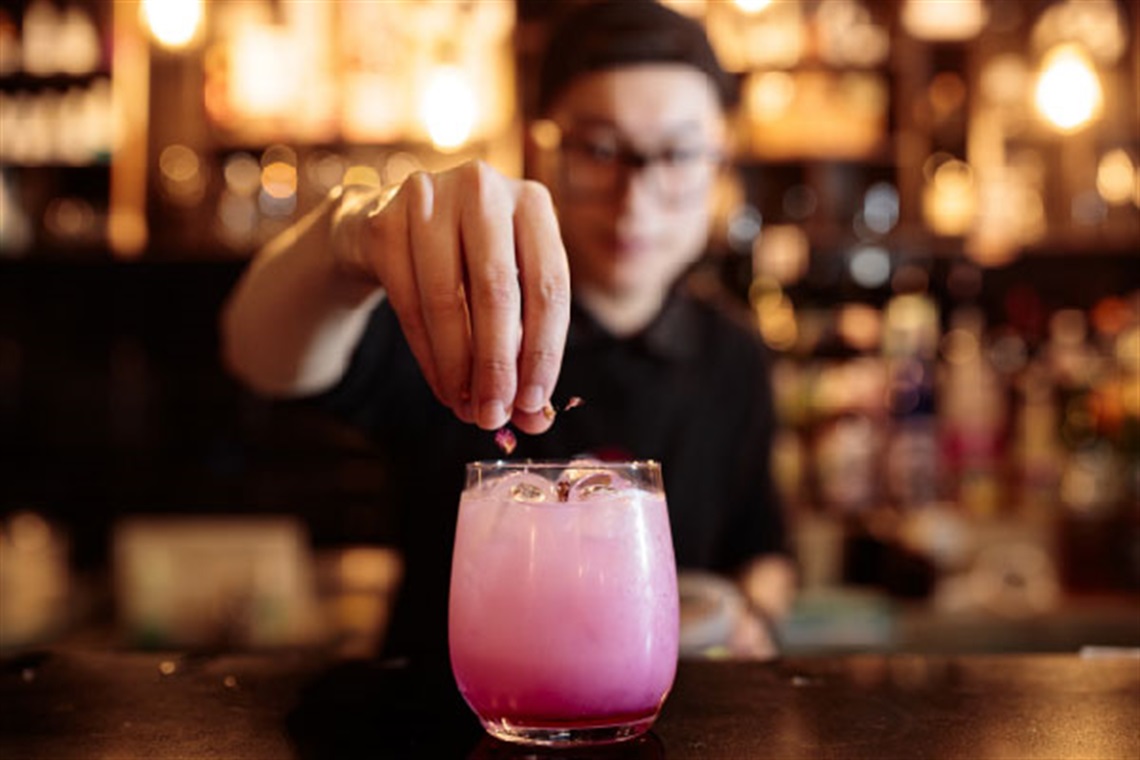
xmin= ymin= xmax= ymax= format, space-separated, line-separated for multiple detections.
xmin=615 ymin=161 xmax=659 ymax=213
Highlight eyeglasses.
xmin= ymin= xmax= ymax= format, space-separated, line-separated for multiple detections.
xmin=558 ymin=135 xmax=723 ymax=206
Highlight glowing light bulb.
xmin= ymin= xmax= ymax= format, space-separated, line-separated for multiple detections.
xmin=420 ymin=65 xmax=477 ymax=152
xmin=141 ymin=0 xmax=203 ymax=49
xmin=901 ymin=0 xmax=987 ymax=41
xmin=1034 ymin=45 xmax=1103 ymax=132
xmin=734 ymin=0 xmax=774 ymax=13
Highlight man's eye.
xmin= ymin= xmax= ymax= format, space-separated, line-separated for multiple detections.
xmin=582 ymin=142 xmax=618 ymax=162
xmin=659 ymin=147 xmax=701 ymax=166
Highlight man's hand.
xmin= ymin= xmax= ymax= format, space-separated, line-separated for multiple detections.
xmin=357 ymin=161 xmax=571 ymax=435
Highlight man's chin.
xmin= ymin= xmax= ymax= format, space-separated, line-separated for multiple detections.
xmin=589 ymin=268 xmax=646 ymax=297
xmin=574 ymin=256 xmax=666 ymax=297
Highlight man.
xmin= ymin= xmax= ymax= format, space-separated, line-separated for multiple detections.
xmin=222 ymin=0 xmax=795 ymax=665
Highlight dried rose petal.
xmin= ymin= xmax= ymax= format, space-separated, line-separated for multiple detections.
xmin=494 ymin=427 xmax=517 ymax=455
xmin=563 ymin=396 xmax=584 ymax=411
xmin=541 ymin=404 xmax=557 ymax=421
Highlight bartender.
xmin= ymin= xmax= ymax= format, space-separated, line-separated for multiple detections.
xmin=221 ymin=0 xmax=795 ymax=665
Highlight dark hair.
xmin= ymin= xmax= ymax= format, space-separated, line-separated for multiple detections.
xmin=537 ymin=0 xmax=738 ymax=115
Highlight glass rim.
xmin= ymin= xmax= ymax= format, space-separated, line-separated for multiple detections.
xmin=467 ymin=458 xmax=660 ymax=472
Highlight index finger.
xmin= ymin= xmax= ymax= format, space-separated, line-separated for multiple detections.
xmin=511 ymin=181 xmax=570 ymax=435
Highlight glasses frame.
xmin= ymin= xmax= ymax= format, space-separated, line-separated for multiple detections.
xmin=555 ymin=133 xmax=725 ymax=206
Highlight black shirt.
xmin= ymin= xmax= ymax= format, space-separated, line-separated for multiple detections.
xmin=311 ymin=283 xmax=788 ymax=663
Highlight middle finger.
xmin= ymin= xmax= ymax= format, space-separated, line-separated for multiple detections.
xmin=407 ymin=172 xmax=474 ymax=420
xmin=460 ymin=164 xmax=521 ymax=431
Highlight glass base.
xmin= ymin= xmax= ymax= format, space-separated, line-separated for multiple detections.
xmin=480 ymin=714 xmax=657 ymax=747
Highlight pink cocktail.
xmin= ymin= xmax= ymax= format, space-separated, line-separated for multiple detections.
xmin=449 ymin=460 xmax=679 ymax=746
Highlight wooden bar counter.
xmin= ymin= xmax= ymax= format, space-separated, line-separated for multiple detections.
xmin=2 ymin=646 xmax=1138 ymax=759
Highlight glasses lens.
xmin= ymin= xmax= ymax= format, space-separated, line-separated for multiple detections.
xmin=655 ymin=152 xmax=717 ymax=204
xmin=562 ymin=143 xmax=618 ymax=197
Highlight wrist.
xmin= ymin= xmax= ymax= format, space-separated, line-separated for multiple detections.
xmin=330 ymin=183 xmax=399 ymax=281
xmin=743 ymin=596 xmax=782 ymax=654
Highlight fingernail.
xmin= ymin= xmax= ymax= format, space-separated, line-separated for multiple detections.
xmin=478 ymin=400 xmax=509 ymax=430
xmin=518 ymin=384 xmax=545 ymax=413
xmin=457 ymin=401 xmax=475 ymax=423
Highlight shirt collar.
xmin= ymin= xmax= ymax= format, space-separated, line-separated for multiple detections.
xmin=567 ymin=286 xmax=702 ymax=361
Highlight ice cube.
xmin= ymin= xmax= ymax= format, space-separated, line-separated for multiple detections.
xmin=568 ymin=471 xmax=618 ymax=500
xmin=557 ymin=463 xmax=638 ymax=502
xmin=483 ymin=471 xmax=557 ymax=504
xmin=510 ymin=480 xmax=547 ymax=503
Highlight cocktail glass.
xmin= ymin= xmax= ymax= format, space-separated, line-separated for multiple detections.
xmin=448 ymin=459 xmax=679 ymax=747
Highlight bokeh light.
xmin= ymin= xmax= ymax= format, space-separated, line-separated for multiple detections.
xmin=420 ymin=65 xmax=477 ymax=151
xmin=849 ymin=245 xmax=891 ymax=289
xmin=223 ymin=152 xmax=261 ymax=197
xmin=158 ymin=144 xmax=205 ymax=206
xmin=734 ymin=0 xmax=774 ymax=13
xmin=1034 ymin=44 xmax=1103 ymax=132
xmin=1096 ymin=149 xmax=1136 ymax=206
xmin=141 ymin=0 xmax=203 ymax=49
xmin=922 ymin=155 xmax=976 ymax=236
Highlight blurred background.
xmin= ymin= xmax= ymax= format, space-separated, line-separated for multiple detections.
xmin=1 ymin=0 xmax=1137 ymax=656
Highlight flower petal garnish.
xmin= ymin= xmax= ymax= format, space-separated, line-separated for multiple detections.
xmin=494 ymin=427 xmax=517 ymax=455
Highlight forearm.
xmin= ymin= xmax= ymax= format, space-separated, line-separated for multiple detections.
xmin=220 ymin=185 xmax=389 ymax=398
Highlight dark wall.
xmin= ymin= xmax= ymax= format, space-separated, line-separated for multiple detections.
xmin=0 ymin=259 xmax=390 ymax=569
